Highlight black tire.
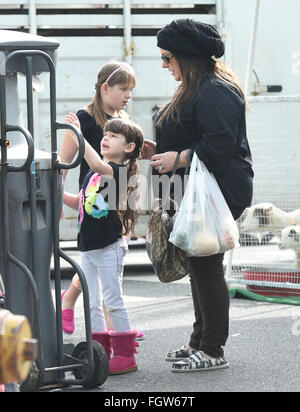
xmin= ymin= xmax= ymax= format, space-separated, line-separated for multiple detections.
xmin=72 ymin=340 xmax=109 ymax=388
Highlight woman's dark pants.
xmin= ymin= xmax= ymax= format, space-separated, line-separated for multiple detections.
xmin=187 ymin=206 xmax=244 ymax=358
xmin=188 ymin=252 xmax=228 ymax=358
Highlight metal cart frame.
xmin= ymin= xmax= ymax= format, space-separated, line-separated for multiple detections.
xmin=0 ymin=49 xmax=107 ymax=390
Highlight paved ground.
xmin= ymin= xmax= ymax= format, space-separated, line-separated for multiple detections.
xmin=51 ymin=256 xmax=300 ymax=393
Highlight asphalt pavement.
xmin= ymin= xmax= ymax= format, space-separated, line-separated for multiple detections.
xmin=49 ymin=242 xmax=300 ymax=393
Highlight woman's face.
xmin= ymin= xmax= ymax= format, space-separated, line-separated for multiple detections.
xmin=160 ymin=48 xmax=182 ymax=81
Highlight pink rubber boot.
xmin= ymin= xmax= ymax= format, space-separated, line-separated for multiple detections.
xmin=92 ymin=331 xmax=112 ymax=359
xmin=108 ymin=330 xmax=138 ymax=375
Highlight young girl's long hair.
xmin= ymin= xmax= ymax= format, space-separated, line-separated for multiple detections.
xmin=157 ymin=57 xmax=245 ymax=126
xmin=104 ymin=118 xmax=144 ymax=236
xmin=85 ymin=62 xmax=137 ymax=128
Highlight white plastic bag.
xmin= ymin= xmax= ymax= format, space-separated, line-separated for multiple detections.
xmin=202 ymin=161 xmax=240 ymax=253
xmin=169 ymin=152 xmax=220 ymax=256
xmin=169 ymin=152 xmax=239 ymax=256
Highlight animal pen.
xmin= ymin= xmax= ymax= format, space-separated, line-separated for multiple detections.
xmin=225 ymin=96 xmax=300 ymax=298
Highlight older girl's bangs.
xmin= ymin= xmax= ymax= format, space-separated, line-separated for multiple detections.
xmin=112 ymin=68 xmax=136 ymax=88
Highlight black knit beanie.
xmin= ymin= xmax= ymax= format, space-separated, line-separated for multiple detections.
xmin=157 ymin=19 xmax=224 ymax=59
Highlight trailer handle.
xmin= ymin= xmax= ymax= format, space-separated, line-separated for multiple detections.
xmin=4 ymin=124 xmax=34 ymax=172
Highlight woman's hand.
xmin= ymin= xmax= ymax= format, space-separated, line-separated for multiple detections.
xmin=150 ymin=151 xmax=178 ymax=173
xmin=141 ymin=139 xmax=156 ymax=160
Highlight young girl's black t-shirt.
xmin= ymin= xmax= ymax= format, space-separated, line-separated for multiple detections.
xmin=77 ymin=162 xmax=125 ymax=252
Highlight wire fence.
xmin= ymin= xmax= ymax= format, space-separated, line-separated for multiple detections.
xmin=225 ymin=96 xmax=300 ymax=297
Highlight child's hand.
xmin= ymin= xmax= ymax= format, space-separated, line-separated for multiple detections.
xmin=141 ymin=139 xmax=156 ymax=160
xmin=65 ymin=112 xmax=81 ymax=130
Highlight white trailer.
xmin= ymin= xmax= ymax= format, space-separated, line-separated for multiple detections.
xmin=1 ymin=2 xmax=300 ymax=297
xmin=0 ymin=0 xmax=299 ymax=239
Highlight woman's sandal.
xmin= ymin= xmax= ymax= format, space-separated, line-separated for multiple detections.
xmin=171 ymin=350 xmax=229 ymax=373
xmin=165 ymin=344 xmax=197 ymax=361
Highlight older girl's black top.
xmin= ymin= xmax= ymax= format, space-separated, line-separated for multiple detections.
xmin=77 ymin=110 xmax=113 ymax=188
xmin=154 ymin=74 xmax=254 ymax=210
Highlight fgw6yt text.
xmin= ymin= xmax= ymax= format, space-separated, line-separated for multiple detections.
xmin=148 ymin=397 xmax=195 ymax=407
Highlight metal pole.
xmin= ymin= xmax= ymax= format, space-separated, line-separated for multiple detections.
xmin=25 ymin=57 xmax=34 ymax=136
xmin=244 ymin=0 xmax=260 ymax=95
xmin=216 ymin=0 xmax=224 ymax=34
xmin=25 ymin=55 xmax=40 ymax=348
xmin=29 ymin=0 xmax=37 ymax=35
xmin=123 ymin=0 xmax=134 ymax=116
xmin=0 ymin=76 xmax=10 ymax=296
xmin=45 ymin=57 xmax=65 ymax=381
xmin=28 ymin=0 xmax=40 ymax=151
xmin=123 ymin=0 xmax=132 ymax=65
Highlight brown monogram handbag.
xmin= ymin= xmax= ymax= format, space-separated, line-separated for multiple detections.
xmin=145 ymin=152 xmax=191 ymax=283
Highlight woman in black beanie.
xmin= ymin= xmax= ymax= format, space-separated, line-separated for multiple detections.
xmin=142 ymin=19 xmax=253 ymax=372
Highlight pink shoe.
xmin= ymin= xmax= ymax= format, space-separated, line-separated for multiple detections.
xmin=92 ymin=331 xmax=112 ymax=359
xmin=61 ymin=290 xmax=75 ymax=334
xmin=108 ymin=330 xmax=138 ymax=375
xmin=109 ymin=328 xmax=144 ymax=341
xmin=135 ymin=331 xmax=145 ymax=341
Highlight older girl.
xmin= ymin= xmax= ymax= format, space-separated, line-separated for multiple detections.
xmin=60 ymin=62 xmax=144 ymax=340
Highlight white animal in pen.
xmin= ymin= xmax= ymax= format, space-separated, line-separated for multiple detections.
xmin=279 ymin=226 xmax=300 ymax=269
xmin=239 ymin=203 xmax=300 ymax=236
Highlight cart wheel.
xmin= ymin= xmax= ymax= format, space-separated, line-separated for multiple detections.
xmin=72 ymin=341 xmax=109 ymax=388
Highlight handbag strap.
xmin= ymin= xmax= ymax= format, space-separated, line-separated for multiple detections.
xmin=169 ymin=150 xmax=194 ymax=176
xmin=171 ymin=151 xmax=181 ymax=177
xmin=162 ymin=150 xmax=192 ymax=212
xmin=160 ymin=152 xmax=181 ymax=214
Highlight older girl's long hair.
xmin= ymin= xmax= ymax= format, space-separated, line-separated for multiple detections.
xmin=104 ymin=118 xmax=144 ymax=236
xmin=157 ymin=57 xmax=245 ymax=126
xmin=85 ymin=62 xmax=136 ymax=128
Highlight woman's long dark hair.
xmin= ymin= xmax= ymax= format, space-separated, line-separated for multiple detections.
xmin=157 ymin=56 xmax=245 ymax=126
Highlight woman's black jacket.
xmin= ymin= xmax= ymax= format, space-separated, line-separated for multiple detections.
xmin=154 ymin=73 xmax=254 ymax=211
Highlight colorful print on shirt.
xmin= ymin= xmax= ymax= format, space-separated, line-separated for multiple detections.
xmin=78 ymin=173 xmax=109 ymax=229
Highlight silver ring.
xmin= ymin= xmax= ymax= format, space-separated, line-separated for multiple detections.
xmin=158 ymin=165 xmax=163 ymax=171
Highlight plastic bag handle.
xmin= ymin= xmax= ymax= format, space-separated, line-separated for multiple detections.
xmin=184 ymin=149 xmax=194 ymax=175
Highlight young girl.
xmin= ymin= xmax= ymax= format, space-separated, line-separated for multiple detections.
xmin=63 ymin=116 xmax=144 ymax=375
xmin=59 ymin=62 xmax=144 ymax=340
